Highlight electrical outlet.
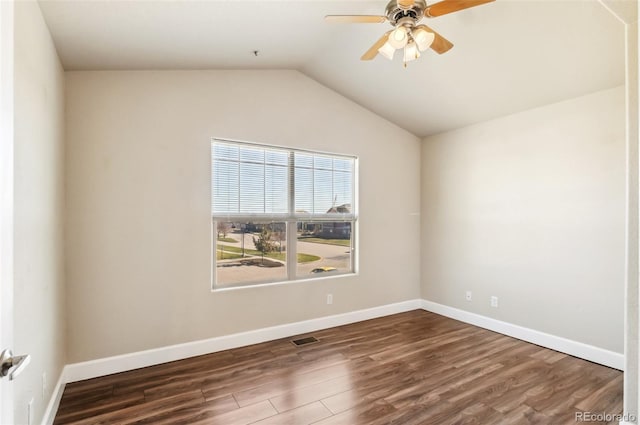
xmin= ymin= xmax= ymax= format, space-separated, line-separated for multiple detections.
xmin=491 ymin=296 xmax=499 ymax=308
xmin=27 ymin=398 xmax=33 ymax=425
xmin=327 ymin=294 xmax=333 ymax=305
xmin=465 ymin=291 xmax=472 ymax=301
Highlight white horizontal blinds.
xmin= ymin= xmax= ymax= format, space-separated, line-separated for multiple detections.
xmin=212 ymin=141 xmax=289 ymax=217
xmin=294 ymin=152 xmax=355 ymax=220
xmin=212 ymin=140 xmax=356 ymax=220
xmin=212 ymin=143 xmax=239 ymax=214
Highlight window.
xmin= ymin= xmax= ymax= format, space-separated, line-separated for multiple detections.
xmin=212 ymin=139 xmax=357 ymax=289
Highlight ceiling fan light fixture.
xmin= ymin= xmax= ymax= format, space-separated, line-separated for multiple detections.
xmin=378 ymin=41 xmax=396 ymax=60
xmin=412 ymin=28 xmax=435 ymax=52
xmin=328 ymin=0 xmax=496 ymax=64
xmin=403 ymin=41 xmax=420 ymax=63
xmin=388 ymin=26 xmax=408 ymax=49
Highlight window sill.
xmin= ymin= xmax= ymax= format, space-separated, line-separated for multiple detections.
xmin=211 ymin=271 xmax=358 ymax=293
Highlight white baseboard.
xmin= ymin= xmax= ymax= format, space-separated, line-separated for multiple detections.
xmin=43 ymin=298 xmax=626 ymax=423
xmin=41 ymin=367 xmax=66 ymax=425
xmin=64 ymin=299 xmax=423 ymax=383
xmin=421 ymin=299 xmax=624 ymax=370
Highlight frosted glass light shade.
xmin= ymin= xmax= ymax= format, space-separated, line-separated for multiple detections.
xmin=388 ymin=26 xmax=409 ymax=49
xmin=412 ymin=28 xmax=435 ymax=52
xmin=378 ymin=41 xmax=396 ymax=60
xmin=403 ymin=42 xmax=420 ymax=62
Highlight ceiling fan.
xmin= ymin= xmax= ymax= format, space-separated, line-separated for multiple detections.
xmin=325 ymin=0 xmax=495 ymax=65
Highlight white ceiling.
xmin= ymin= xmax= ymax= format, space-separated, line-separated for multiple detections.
xmin=38 ymin=0 xmax=627 ymax=137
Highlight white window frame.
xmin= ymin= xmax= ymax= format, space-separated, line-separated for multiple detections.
xmin=211 ymin=138 xmax=358 ymax=290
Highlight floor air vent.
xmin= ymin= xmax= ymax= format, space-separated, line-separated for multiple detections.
xmin=291 ymin=336 xmax=319 ymax=346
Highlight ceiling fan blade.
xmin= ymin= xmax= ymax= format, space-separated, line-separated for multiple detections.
xmin=416 ymin=25 xmax=453 ymax=54
xmin=397 ymin=0 xmax=415 ymax=8
xmin=425 ymin=0 xmax=495 ymax=18
xmin=361 ymin=31 xmax=392 ymax=60
xmin=325 ymin=15 xmax=387 ymax=23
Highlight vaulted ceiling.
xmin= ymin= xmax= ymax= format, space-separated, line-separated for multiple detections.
xmin=38 ymin=0 xmax=627 ymax=137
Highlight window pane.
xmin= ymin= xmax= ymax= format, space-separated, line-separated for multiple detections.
xmin=295 ymin=152 xmax=313 ymax=168
xmin=296 ymin=221 xmax=353 ymax=277
xmin=293 ymin=152 xmax=355 ymax=217
xmin=295 ymin=166 xmax=313 ymax=214
xmin=212 ymin=159 xmax=239 ymax=214
xmin=333 ymin=158 xmax=352 ymax=172
xmin=215 ymin=221 xmax=287 ymax=288
xmin=213 ymin=143 xmax=239 ymax=160
xmin=266 ymin=150 xmax=288 ymax=166
xmin=212 ymin=142 xmax=289 ymax=216
xmin=212 ymin=140 xmax=357 ymax=288
xmin=333 ymin=171 xmax=352 ymax=209
xmin=265 ymin=164 xmax=288 ymax=214
xmin=239 ymin=162 xmax=264 ymax=213
xmin=239 ymin=146 xmax=264 ymax=163
xmin=314 ymin=155 xmax=333 ymax=170
xmin=314 ymin=169 xmax=333 ymax=213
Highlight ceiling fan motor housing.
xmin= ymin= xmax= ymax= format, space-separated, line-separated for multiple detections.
xmin=385 ymin=0 xmax=427 ymax=26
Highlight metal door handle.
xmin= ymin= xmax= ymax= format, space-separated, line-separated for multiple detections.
xmin=0 ymin=349 xmax=31 ymax=380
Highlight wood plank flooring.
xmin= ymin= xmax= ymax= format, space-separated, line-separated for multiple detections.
xmin=54 ymin=310 xmax=623 ymax=424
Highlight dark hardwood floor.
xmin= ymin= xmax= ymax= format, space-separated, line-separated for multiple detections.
xmin=54 ymin=310 xmax=623 ymax=424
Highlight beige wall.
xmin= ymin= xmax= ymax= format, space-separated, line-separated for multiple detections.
xmin=64 ymin=70 xmax=421 ymax=363
xmin=421 ymin=86 xmax=626 ymax=353
xmin=13 ymin=1 xmax=66 ymax=424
